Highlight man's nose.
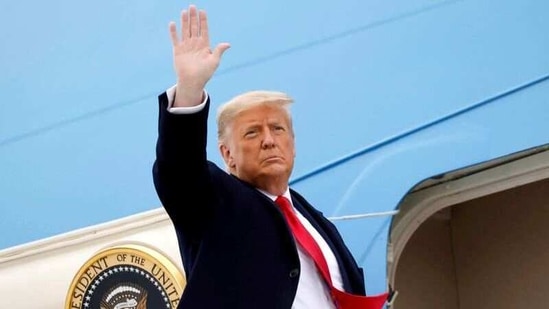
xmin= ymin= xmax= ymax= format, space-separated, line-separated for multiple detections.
xmin=261 ymin=130 xmax=276 ymax=148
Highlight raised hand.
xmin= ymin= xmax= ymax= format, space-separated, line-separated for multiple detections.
xmin=170 ymin=4 xmax=230 ymax=107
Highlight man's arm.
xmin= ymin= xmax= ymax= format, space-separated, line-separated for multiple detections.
xmin=153 ymin=4 xmax=230 ymax=240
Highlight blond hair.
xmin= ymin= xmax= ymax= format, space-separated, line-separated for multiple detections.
xmin=216 ymin=90 xmax=294 ymax=142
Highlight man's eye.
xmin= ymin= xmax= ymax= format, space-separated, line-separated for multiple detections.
xmin=245 ymin=131 xmax=257 ymax=137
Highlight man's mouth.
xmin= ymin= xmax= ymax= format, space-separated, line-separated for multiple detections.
xmin=263 ymin=156 xmax=282 ymax=163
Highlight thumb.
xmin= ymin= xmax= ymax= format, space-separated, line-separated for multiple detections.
xmin=213 ymin=43 xmax=231 ymax=59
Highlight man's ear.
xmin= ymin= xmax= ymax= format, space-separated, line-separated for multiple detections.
xmin=219 ymin=143 xmax=235 ymax=168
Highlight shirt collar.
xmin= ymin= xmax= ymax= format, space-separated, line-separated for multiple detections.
xmin=257 ymin=187 xmax=292 ymax=203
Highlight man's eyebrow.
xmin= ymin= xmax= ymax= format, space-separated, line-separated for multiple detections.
xmin=242 ymin=123 xmax=260 ymax=129
xmin=240 ymin=123 xmax=261 ymax=133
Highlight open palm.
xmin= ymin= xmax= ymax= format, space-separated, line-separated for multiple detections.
xmin=169 ymin=5 xmax=230 ymax=104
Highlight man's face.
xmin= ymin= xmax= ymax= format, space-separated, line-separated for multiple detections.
xmin=220 ymin=104 xmax=296 ymax=188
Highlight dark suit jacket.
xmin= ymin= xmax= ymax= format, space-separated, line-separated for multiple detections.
xmin=153 ymin=92 xmax=366 ymax=308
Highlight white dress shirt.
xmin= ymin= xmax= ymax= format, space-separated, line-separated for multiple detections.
xmin=259 ymin=188 xmax=343 ymax=309
xmin=166 ymin=86 xmax=344 ymax=308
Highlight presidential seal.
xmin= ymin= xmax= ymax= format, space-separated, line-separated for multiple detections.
xmin=65 ymin=243 xmax=186 ymax=309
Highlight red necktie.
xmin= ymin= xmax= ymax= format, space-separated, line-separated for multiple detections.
xmin=275 ymin=195 xmax=388 ymax=309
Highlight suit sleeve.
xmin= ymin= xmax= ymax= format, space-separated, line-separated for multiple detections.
xmin=152 ymin=91 xmax=215 ymax=242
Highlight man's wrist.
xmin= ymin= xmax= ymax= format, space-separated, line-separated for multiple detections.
xmin=173 ymin=82 xmax=205 ymax=107
xmin=166 ymin=85 xmax=208 ymax=114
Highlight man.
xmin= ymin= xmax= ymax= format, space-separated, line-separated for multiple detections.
xmin=152 ymin=4 xmax=388 ymax=308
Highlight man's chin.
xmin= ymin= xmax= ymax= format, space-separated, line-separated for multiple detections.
xmin=261 ymin=165 xmax=289 ymax=177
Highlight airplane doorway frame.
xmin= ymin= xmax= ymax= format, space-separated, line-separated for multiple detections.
xmin=387 ymin=145 xmax=549 ymax=301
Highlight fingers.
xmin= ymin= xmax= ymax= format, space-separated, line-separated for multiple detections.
xmin=171 ymin=5 xmax=213 ymax=45
xmin=181 ymin=9 xmax=190 ymax=39
xmin=213 ymin=43 xmax=231 ymax=58
xmin=199 ymin=10 xmax=209 ymax=43
xmin=189 ymin=5 xmax=199 ymax=37
xmin=169 ymin=21 xmax=178 ymax=46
